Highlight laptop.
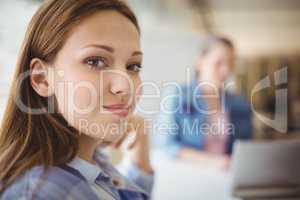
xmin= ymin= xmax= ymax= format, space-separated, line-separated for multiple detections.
xmin=231 ymin=139 xmax=300 ymax=199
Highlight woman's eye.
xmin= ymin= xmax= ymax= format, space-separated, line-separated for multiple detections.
xmin=85 ymin=57 xmax=107 ymax=69
xmin=127 ymin=63 xmax=142 ymax=73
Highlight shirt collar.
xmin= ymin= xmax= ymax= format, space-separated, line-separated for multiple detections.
xmin=67 ymin=155 xmax=102 ymax=184
xmin=93 ymin=148 xmax=146 ymax=194
xmin=68 ymin=148 xmax=148 ymax=195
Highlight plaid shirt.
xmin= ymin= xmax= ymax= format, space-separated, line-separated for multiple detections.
xmin=1 ymin=148 xmax=154 ymax=200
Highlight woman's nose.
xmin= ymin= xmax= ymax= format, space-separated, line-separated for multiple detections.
xmin=109 ymin=71 xmax=131 ymax=96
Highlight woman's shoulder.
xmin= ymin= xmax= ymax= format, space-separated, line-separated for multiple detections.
xmin=1 ymin=165 xmax=96 ymax=200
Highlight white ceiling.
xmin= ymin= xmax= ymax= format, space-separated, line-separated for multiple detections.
xmin=132 ymin=0 xmax=300 ymax=57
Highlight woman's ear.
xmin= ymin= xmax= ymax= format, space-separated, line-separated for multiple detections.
xmin=30 ymin=58 xmax=54 ymax=97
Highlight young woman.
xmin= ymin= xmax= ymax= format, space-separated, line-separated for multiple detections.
xmin=158 ymin=35 xmax=253 ymax=165
xmin=0 ymin=0 xmax=153 ymax=199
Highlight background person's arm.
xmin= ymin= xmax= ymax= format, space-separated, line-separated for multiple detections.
xmin=177 ymin=86 xmax=231 ymax=167
xmin=156 ymin=86 xmax=185 ymax=158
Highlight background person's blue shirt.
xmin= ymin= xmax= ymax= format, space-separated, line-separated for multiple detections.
xmin=157 ymin=79 xmax=253 ymax=157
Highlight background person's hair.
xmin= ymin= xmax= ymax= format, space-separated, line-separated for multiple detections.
xmin=198 ymin=34 xmax=234 ymax=56
xmin=195 ymin=34 xmax=234 ymax=79
xmin=0 ymin=0 xmax=140 ymax=193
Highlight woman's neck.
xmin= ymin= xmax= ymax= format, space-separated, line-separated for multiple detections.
xmin=77 ymin=134 xmax=99 ymax=164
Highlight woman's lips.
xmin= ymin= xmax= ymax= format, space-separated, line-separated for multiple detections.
xmin=103 ymin=104 xmax=129 ymax=117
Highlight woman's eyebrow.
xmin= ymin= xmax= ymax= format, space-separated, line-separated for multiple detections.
xmin=81 ymin=44 xmax=143 ymax=56
xmin=132 ymin=51 xmax=143 ymax=56
xmin=81 ymin=44 xmax=114 ymax=53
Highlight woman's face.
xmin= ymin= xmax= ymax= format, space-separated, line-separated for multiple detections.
xmin=51 ymin=11 xmax=142 ymax=142
xmin=198 ymin=44 xmax=235 ymax=84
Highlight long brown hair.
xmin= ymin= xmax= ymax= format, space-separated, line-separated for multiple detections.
xmin=0 ymin=0 xmax=139 ymax=193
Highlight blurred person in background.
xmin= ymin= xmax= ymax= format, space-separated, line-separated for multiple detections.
xmin=158 ymin=35 xmax=253 ymax=168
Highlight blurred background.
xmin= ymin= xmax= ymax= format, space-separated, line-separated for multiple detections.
xmin=0 ymin=0 xmax=299 ymax=199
